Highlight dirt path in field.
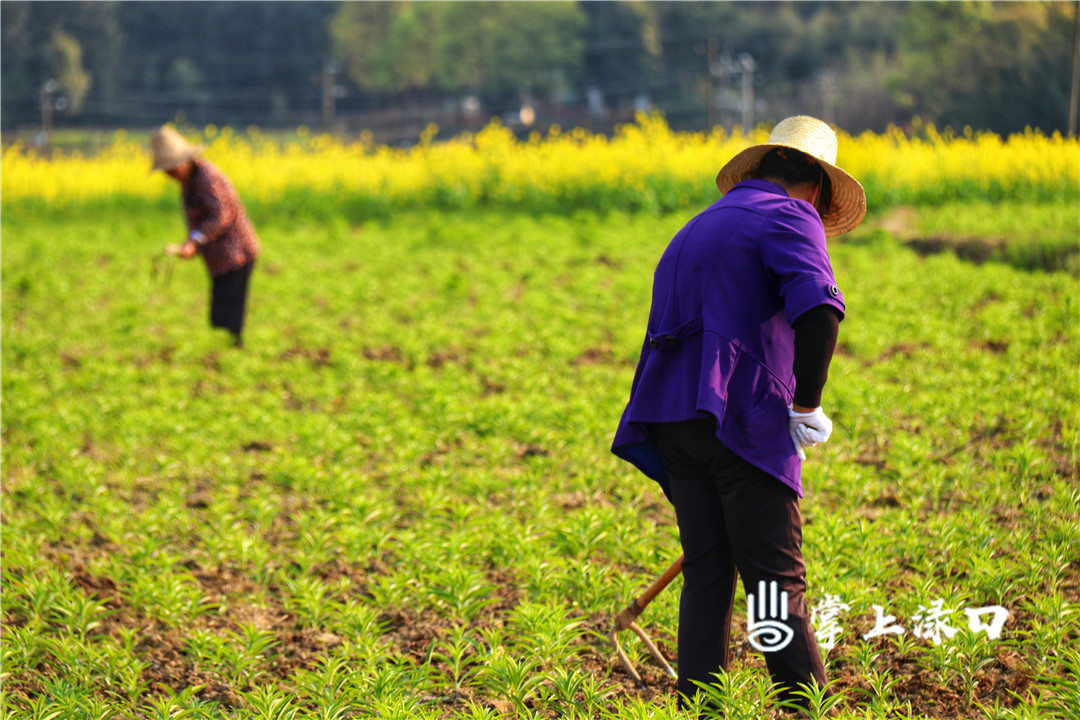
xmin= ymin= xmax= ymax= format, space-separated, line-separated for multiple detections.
xmin=876 ymin=205 xmax=1078 ymax=273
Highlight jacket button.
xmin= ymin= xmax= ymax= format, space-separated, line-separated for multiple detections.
xmin=649 ymin=338 xmax=660 ymax=349
xmin=829 ymin=284 xmax=840 ymax=297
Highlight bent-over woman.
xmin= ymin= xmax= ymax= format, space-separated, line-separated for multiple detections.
xmin=611 ymin=115 xmax=866 ymax=709
xmin=151 ymin=126 xmax=260 ymax=347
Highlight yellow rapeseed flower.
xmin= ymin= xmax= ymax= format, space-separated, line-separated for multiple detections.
xmin=2 ymin=114 xmax=1076 ymax=211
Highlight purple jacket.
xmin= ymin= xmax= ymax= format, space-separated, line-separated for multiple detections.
xmin=611 ymin=180 xmax=845 ymax=498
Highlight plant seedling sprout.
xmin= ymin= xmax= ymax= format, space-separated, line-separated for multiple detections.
xmin=609 ymin=554 xmax=683 ymax=687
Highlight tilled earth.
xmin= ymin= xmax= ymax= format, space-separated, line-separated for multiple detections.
xmin=2 ymin=549 xmax=1056 ymax=719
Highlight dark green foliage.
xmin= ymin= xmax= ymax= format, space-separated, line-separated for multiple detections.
xmin=2 ymin=2 xmax=1075 ymax=135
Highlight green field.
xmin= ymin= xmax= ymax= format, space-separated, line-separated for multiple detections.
xmin=1 ymin=202 xmax=1077 ymax=719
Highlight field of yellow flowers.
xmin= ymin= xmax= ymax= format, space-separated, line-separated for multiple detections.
xmin=2 ymin=114 xmax=1077 ymax=215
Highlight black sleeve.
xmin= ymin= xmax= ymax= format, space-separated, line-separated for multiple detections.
xmin=791 ymin=304 xmax=842 ymax=409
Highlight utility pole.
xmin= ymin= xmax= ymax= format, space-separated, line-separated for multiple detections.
xmin=40 ymin=79 xmax=58 ymax=144
xmin=820 ymin=71 xmax=839 ymax=126
xmin=706 ymin=35 xmax=718 ymax=130
xmin=1069 ymin=0 xmax=1079 ymax=137
xmin=322 ymin=60 xmax=341 ymax=133
xmin=738 ymin=53 xmax=756 ymax=131
xmin=712 ymin=52 xmax=756 ymax=133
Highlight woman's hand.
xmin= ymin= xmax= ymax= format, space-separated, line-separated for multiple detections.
xmin=179 ymin=240 xmax=198 ymax=259
xmin=788 ymin=405 xmax=833 ymax=460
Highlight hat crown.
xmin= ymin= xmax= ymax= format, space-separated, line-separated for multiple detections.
xmin=713 ymin=114 xmax=865 ymax=237
xmin=767 ymin=115 xmax=838 ymax=166
xmin=150 ymin=126 xmax=202 ymax=171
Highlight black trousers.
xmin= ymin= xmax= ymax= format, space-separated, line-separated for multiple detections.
xmin=651 ymin=417 xmax=827 ymax=706
xmin=210 ymin=261 xmax=254 ymax=345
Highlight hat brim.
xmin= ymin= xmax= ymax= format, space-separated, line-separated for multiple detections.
xmin=716 ymin=144 xmax=866 ymax=237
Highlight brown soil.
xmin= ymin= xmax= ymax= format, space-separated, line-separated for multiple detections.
xmin=2 ymin=552 xmax=1046 ymax=717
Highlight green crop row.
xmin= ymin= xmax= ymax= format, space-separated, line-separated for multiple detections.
xmin=1 ymin=205 xmax=1077 ymax=719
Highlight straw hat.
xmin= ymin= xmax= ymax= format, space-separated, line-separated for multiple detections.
xmin=150 ymin=125 xmax=204 ymax=171
xmin=715 ymin=115 xmax=866 ymax=237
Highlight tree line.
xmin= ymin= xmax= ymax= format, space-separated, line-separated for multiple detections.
xmin=2 ymin=1 xmax=1076 ymax=138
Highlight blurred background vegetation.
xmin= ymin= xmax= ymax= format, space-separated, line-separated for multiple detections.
xmin=3 ymin=1 xmax=1078 ymax=146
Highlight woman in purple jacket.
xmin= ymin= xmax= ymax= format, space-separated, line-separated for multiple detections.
xmin=612 ymin=116 xmax=866 ymax=708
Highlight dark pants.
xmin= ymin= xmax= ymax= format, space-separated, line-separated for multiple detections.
xmin=210 ymin=261 xmax=254 ymax=346
xmin=651 ymin=418 xmax=827 ymax=707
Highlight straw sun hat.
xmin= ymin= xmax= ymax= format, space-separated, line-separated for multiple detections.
xmin=715 ymin=115 xmax=866 ymax=237
xmin=150 ymin=125 xmax=204 ymax=172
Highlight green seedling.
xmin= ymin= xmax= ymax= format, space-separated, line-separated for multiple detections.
xmin=428 ymin=566 xmax=499 ymax=622
xmin=125 ymin=569 xmax=219 ymax=625
xmin=846 ymin=639 xmax=884 ymax=675
xmin=1 ymin=203 xmax=1075 ymax=720
xmin=305 ymin=697 xmax=352 ymax=720
xmin=195 ymin=623 xmax=281 ymax=690
xmin=281 ymin=574 xmax=341 ymax=629
xmin=429 ymin=623 xmax=479 ymax=691
xmin=778 ymin=678 xmax=849 ymax=719
xmin=48 ymin=589 xmax=113 ymax=638
xmin=139 ymin=693 xmax=201 ymax=720
xmin=1018 ymin=593 xmax=1078 ymax=662
xmin=546 ymin=665 xmax=617 ymax=715
xmin=1033 ymin=645 xmax=1080 ymax=719
xmin=16 ymin=696 xmax=64 ymax=720
xmin=858 ymin=667 xmax=903 ymax=714
xmin=946 ymin=629 xmax=1001 ymax=708
xmin=479 ymin=654 xmax=545 ymax=716
xmin=509 ymin=602 xmax=584 ymax=665
xmin=238 ymin=685 xmax=300 ymax=720
xmin=454 ymin=702 xmax=505 ymax=720
xmin=689 ymin=669 xmax=781 ymax=720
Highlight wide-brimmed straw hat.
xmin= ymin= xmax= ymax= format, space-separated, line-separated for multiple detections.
xmin=715 ymin=115 xmax=866 ymax=237
xmin=150 ymin=125 xmax=204 ymax=172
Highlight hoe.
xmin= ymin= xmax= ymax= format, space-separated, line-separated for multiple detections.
xmin=151 ymin=244 xmax=184 ymax=284
xmin=609 ymin=554 xmax=683 ymax=687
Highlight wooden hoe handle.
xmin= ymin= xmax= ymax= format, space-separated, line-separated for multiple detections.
xmin=638 ymin=554 xmax=684 ymax=608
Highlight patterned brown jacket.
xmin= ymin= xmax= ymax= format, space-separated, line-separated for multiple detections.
xmin=182 ymin=158 xmax=260 ymax=277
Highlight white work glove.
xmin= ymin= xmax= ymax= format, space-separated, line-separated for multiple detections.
xmin=788 ymin=406 xmax=833 ymax=461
